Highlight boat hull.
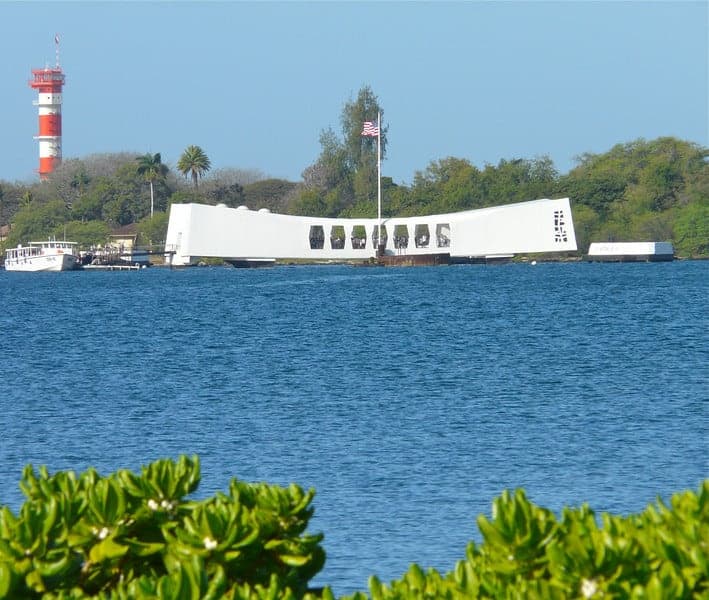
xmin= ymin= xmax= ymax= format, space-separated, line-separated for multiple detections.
xmin=4 ymin=253 xmax=79 ymax=272
xmin=4 ymin=240 xmax=80 ymax=272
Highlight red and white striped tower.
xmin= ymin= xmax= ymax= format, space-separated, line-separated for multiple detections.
xmin=29 ymin=34 xmax=65 ymax=180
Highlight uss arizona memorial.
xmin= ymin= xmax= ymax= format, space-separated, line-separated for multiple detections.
xmin=164 ymin=197 xmax=577 ymax=266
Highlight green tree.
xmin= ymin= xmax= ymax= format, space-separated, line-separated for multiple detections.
xmin=204 ymin=181 xmax=244 ymax=207
xmin=302 ymin=128 xmax=349 ymax=192
xmin=136 ymin=152 xmax=169 ymax=217
xmin=341 ymin=85 xmax=387 ymax=170
xmin=410 ymin=157 xmax=481 ymax=214
xmin=20 ymin=190 xmax=33 ymax=209
xmin=341 ymin=85 xmax=387 ymax=204
xmin=297 ymin=85 xmax=386 ymax=217
xmin=478 ymin=158 xmax=556 ymax=207
xmin=674 ymin=203 xmax=709 ymax=257
xmin=287 ymin=188 xmax=327 ymax=217
xmin=639 ymin=158 xmax=683 ymax=211
xmin=299 ymin=128 xmax=352 ymax=217
xmin=6 ymin=200 xmax=69 ymax=247
xmin=243 ymin=178 xmax=299 ymax=212
xmin=77 ymin=164 xmax=149 ymax=226
xmin=0 ymin=181 xmax=25 ymax=227
xmin=631 ymin=210 xmax=675 ymax=242
xmin=60 ymin=220 xmax=111 ymax=247
xmin=168 ymin=189 xmax=204 ymax=205
xmin=72 ymin=186 xmax=105 ymax=223
xmin=177 ymin=145 xmax=211 ymax=188
xmin=70 ymin=168 xmax=90 ymax=195
xmin=137 ymin=211 xmax=169 ymax=248
xmin=569 ymin=204 xmax=600 ymax=253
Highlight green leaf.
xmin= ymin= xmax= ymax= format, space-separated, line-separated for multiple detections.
xmin=405 ymin=563 xmax=426 ymax=590
xmin=25 ymin=568 xmax=45 ymax=593
xmin=87 ymin=478 xmax=126 ymax=525
xmin=203 ymin=563 xmax=227 ymax=600
xmin=89 ymin=536 xmax=128 ymax=563
xmin=34 ymin=551 xmax=73 ymax=578
xmin=368 ymin=575 xmax=384 ymax=600
xmin=223 ymin=549 xmax=243 ymax=562
xmin=123 ymin=538 xmax=166 ymax=557
xmin=0 ymin=561 xmax=16 ymax=598
xmin=278 ymin=554 xmax=310 ymax=567
xmin=116 ymin=469 xmax=146 ymax=499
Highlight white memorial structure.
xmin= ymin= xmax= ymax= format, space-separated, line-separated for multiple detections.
xmin=164 ymin=197 xmax=577 ymax=266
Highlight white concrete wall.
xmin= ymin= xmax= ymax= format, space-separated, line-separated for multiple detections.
xmin=165 ymin=198 xmax=577 ymax=265
xmin=448 ymin=198 xmax=576 ymax=256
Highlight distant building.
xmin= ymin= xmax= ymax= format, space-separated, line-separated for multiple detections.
xmin=109 ymin=224 xmax=149 ymax=266
xmin=109 ymin=224 xmax=139 ymax=254
xmin=587 ymin=242 xmax=674 ymax=262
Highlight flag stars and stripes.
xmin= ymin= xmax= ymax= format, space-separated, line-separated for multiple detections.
xmin=361 ymin=121 xmax=380 ymax=137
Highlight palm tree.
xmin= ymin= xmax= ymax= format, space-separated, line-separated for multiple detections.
xmin=177 ymin=145 xmax=211 ymax=188
xmin=136 ymin=153 xmax=168 ymax=218
xmin=20 ymin=190 xmax=33 ymax=208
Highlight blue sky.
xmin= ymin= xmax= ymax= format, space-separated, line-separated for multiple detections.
xmin=1 ymin=1 xmax=707 ymax=185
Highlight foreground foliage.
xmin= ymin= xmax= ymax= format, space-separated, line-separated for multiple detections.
xmin=0 ymin=456 xmax=325 ymax=599
xmin=346 ymin=482 xmax=708 ymax=600
xmin=0 ymin=458 xmax=706 ymax=599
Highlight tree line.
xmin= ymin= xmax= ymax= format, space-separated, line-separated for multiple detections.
xmin=0 ymin=86 xmax=707 ymax=257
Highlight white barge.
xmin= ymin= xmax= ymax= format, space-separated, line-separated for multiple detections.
xmin=586 ymin=242 xmax=674 ymax=262
xmin=4 ymin=240 xmax=80 ymax=272
xmin=164 ymin=197 xmax=577 ymax=266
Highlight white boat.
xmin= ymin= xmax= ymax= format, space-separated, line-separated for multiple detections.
xmin=4 ymin=240 xmax=80 ymax=272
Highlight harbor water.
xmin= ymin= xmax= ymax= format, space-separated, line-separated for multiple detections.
xmin=0 ymin=261 xmax=707 ymax=595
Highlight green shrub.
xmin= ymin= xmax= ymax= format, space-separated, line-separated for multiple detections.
xmin=1 ymin=457 xmax=706 ymax=599
xmin=0 ymin=456 xmax=325 ymax=599
xmin=344 ymin=482 xmax=708 ymax=600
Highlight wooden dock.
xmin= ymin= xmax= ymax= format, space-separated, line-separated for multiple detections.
xmin=81 ymin=264 xmax=144 ymax=271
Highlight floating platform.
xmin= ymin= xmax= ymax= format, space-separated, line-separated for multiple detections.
xmin=81 ymin=264 xmax=145 ymax=271
xmin=586 ymin=242 xmax=674 ymax=262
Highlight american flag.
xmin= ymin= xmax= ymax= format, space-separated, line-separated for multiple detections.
xmin=361 ymin=121 xmax=380 ymax=137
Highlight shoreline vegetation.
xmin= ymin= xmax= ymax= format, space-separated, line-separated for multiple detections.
xmin=0 ymin=456 xmax=706 ymax=599
xmin=1 ymin=89 xmax=707 ymax=262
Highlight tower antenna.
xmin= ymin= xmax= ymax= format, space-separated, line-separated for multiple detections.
xmin=55 ymin=33 xmax=60 ymax=68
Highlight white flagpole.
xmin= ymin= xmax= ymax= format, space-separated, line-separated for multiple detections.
xmin=376 ymin=111 xmax=382 ymax=256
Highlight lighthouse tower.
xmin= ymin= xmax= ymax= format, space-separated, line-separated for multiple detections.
xmin=29 ymin=35 xmax=65 ymax=180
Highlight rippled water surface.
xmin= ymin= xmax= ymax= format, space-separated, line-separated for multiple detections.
xmin=1 ymin=261 xmax=707 ymax=594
